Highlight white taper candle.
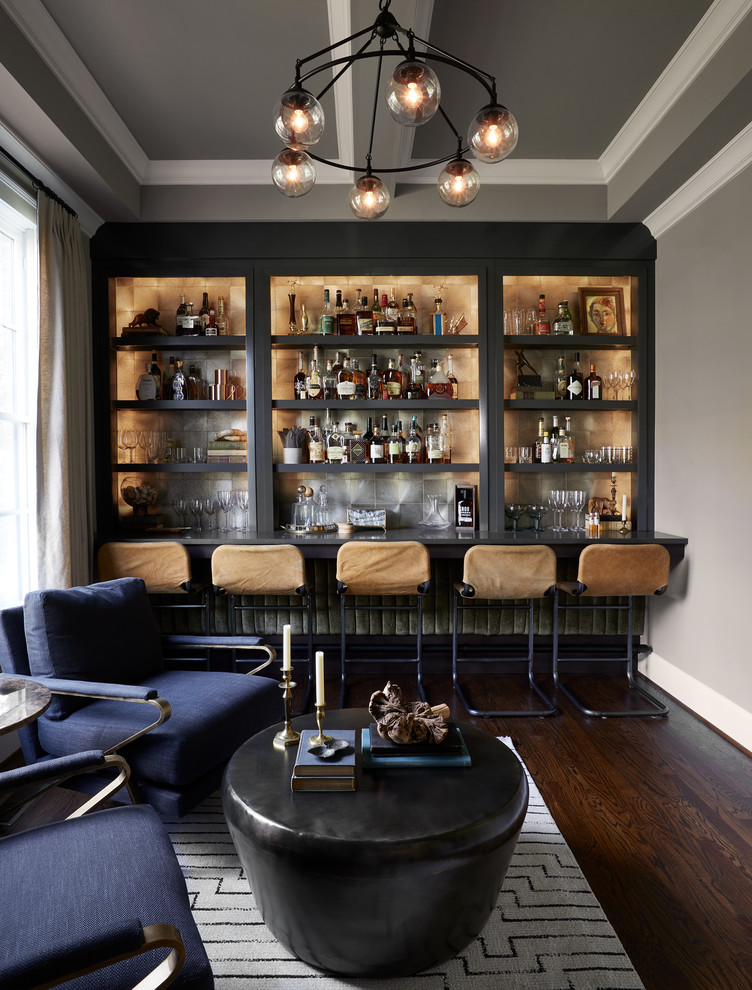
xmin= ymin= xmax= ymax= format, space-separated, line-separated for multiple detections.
xmin=315 ymin=651 xmax=325 ymax=707
xmin=282 ymin=624 xmax=291 ymax=671
xmin=622 ymin=494 xmax=627 ymax=521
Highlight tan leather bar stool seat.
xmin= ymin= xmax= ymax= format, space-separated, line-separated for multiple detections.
xmin=97 ymin=541 xmax=211 ymax=636
xmin=453 ymin=545 xmax=557 ymax=717
xmin=336 ymin=541 xmax=431 ymax=707
xmin=212 ymin=544 xmax=313 ymax=710
xmin=553 ymin=543 xmax=670 ymax=717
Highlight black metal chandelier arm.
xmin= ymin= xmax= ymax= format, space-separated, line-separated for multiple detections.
xmin=366 ymin=47 xmax=386 ymax=166
xmin=305 ymin=150 xmax=466 ymax=175
xmin=294 ymin=23 xmax=375 ymax=83
xmin=304 ymin=33 xmax=377 ymax=103
xmin=406 ymin=32 xmax=498 ymax=101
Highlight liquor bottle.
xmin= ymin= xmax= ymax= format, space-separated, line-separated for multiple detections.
xmin=555 ymin=355 xmax=568 ymax=399
xmin=325 ymin=421 xmax=345 ymax=463
xmin=426 ymin=360 xmax=454 ymax=399
xmin=372 ymin=288 xmax=382 ymax=322
xmin=375 ymin=292 xmax=395 ymax=334
xmin=356 ymin=295 xmax=374 ymax=335
xmin=425 ymin=422 xmax=444 ymax=463
xmin=162 ymin=356 xmax=175 ymax=398
xmin=558 ymin=415 xmax=574 ymax=463
xmin=383 ymin=358 xmax=403 ymax=399
xmin=431 ymin=297 xmax=445 ymax=335
xmin=387 ymin=423 xmax=405 ymax=464
xmin=536 ymin=294 xmax=550 ymax=334
xmin=319 ymin=289 xmax=335 ymax=335
xmin=338 ymin=297 xmax=357 ymax=335
xmin=445 ymin=353 xmax=459 ymax=400
xmin=215 ymin=296 xmax=229 ymax=335
xmin=199 ymin=292 xmax=210 ymax=333
xmin=586 ymin=363 xmax=603 ymax=400
xmin=553 ymin=300 xmax=574 ymax=335
xmin=300 ymin=303 xmax=309 ymax=333
xmin=294 ymin=351 xmax=306 ymax=400
xmin=323 ymin=359 xmax=337 ymax=400
xmin=347 ymin=425 xmax=368 ymax=464
xmin=149 ymin=352 xmax=162 ymax=396
xmin=396 ymin=353 xmax=409 ymax=397
xmin=405 ymin=354 xmax=426 ymax=399
xmin=387 ymin=289 xmax=400 ymax=329
xmin=350 ymin=358 xmax=367 ymax=400
xmin=361 ymin=416 xmax=374 ymax=463
xmin=188 ymin=364 xmax=205 ymax=400
xmin=407 ymin=292 xmax=419 ymax=333
xmin=170 ymin=359 xmax=187 ymax=400
xmin=336 ymin=357 xmax=357 ymax=400
xmin=340 ymin=422 xmax=354 ymax=463
xmin=534 ymin=416 xmax=545 ymax=462
xmin=136 ymin=362 xmax=159 ymax=400
xmin=175 ymin=294 xmax=187 ymax=336
xmin=331 ymin=350 xmax=344 ymax=381
xmin=440 ymin=413 xmax=452 ymax=463
xmin=369 ymin=423 xmax=386 ymax=464
xmin=566 ymin=352 xmax=584 ymax=400
xmin=306 ymin=346 xmax=323 ymax=399
xmin=405 ymin=416 xmax=423 ymax=463
xmin=334 ymin=289 xmax=343 ymax=330
xmin=413 ymin=351 xmax=426 ymax=391
xmin=367 ymin=354 xmax=382 ymax=400
xmin=205 ymin=308 xmax=217 ymax=336
xmin=397 ymin=297 xmax=416 ymax=334
xmin=540 ymin=431 xmax=552 ymax=463
xmin=550 ymin=414 xmax=560 ymax=461
xmin=307 ymin=416 xmax=325 ymax=464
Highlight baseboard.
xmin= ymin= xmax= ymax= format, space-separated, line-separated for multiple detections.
xmin=645 ymin=653 xmax=752 ymax=754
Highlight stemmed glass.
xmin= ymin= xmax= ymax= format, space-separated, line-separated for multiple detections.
xmin=203 ymin=496 xmax=218 ymax=532
xmin=217 ymin=490 xmax=234 ymax=532
xmin=567 ymin=490 xmax=587 ymax=533
xmin=548 ymin=490 xmax=568 ymax=532
xmin=603 ymin=371 xmax=617 ymax=399
xmin=190 ymin=498 xmax=205 ymax=533
xmin=505 ymin=503 xmax=526 ymax=532
xmin=627 ymin=368 xmax=637 ymax=399
xmin=119 ymin=429 xmax=138 ymax=463
xmin=235 ymin=490 xmax=250 ymax=532
xmin=172 ymin=498 xmax=190 ymax=529
xmin=527 ymin=504 xmax=548 ymax=532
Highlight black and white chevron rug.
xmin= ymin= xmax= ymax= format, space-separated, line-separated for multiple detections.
xmin=163 ymin=738 xmax=643 ymax=989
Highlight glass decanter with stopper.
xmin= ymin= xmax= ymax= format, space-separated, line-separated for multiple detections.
xmin=419 ymin=492 xmax=451 ymax=529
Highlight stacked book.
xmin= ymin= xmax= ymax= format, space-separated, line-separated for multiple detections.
xmin=290 ymin=730 xmax=356 ymax=791
xmin=360 ymin=722 xmax=471 ymax=769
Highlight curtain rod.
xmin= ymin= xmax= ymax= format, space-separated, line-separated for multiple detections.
xmin=0 ymin=144 xmax=78 ymax=219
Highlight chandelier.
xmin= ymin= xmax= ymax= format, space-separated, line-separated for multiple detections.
xmin=271 ymin=0 xmax=518 ymax=219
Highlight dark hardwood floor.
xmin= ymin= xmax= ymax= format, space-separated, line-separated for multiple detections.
xmin=4 ymin=668 xmax=752 ymax=990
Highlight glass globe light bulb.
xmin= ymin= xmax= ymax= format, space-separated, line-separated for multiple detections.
xmin=349 ymin=175 xmax=391 ymax=220
xmin=273 ymin=88 xmax=325 ymax=150
xmin=271 ymin=149 xmax=316 ymax=197
xmin=385 ymin=60 xmax=440 ymax=126
xmin=437 ymin=158 xmax=480 ymax=207
xmin=467 ymin=104 xmax=518 ymax=163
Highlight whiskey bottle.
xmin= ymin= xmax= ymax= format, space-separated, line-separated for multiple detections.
xmin=558 ymin=415 xmax=574 ymax=463
xmin=331 ymin=350 xmax=344 ymax=381
xmin=294 ymin=351 xmax=306 ymax=400
xmin=446 ymin=353 xmax=459 ymax=399
xmin=375 ymin=292 xmax=395 ymax=334
xmin=397 ymin=353 xmax=409 ymax=397
xmin=306 ymin=346 xmax=324 ymax=399
xmin=369 ymin=423 xmax=386 ymax=464
xmin=215 ymin=296 xmax=229 ymax=335
xmin=336 ymin=357 xmax=357 ymax=400
xmin=387 ymin=290 xmax=400 ymax=329
xmin=186 ymin=364 xmax=204 ymax=400
xmin=136 ymin=362 xmax=159 ymax=400
xmin=356 ymin=295 xmax=374 ymax=335
xmin=555 ymin=355 xmax=568 ymax=400
xmin=205 ymin=308 xmax=217 ymax=336
xmin=405 ymin=354 xmax=426 ymax=400
xmin=425 ymin=422 xmax=444 ymax=463
xmin=553 ymin=300 xmax=574 ymax=335
xmin=440 ymin=413 xmax=452 ymax=464
xmin=405 ymin=416 xmax=423 ymax=463
xmin=566 ymin=352 xmax=584 ymax=400
xmin=397 ymin=297 xmax=416 ymax=334
xmin=350 ymin=358 xmax=367 ymax=400
xmin=383 ymin=358 xmax=403 ymax=399
xmin=534 ymin=416 xmax=545 ymax=462
xmin=431 ymin=297 xmax=445 ymax=335
xmin=536 ymin=294 xmax=550 ymax=335
xmin=319 ymin=289 xmax=335 ymax=335
xmin=337 ymin=297 xmax=357 ymax=335
xmin=199 ymin=292 xmax=210 ymax=333
xmin=407 ymin=292 xmax=419 ymax=333
xmin=540 ymin=431 xmax=552 ymax=463
xmin=387 ymin=423 xmax=405 ymax=464
xmin=323 ymin=359 xmax=337 ymax=400
xmin=426 ymin=360 xmax=454 ymax=399
xmin=586 ymin=363 xmax=603 ymax=400
xmin=307 ymin=416 xmax=325 ymax=464
xmin=325 ymin=421 xmax=345 ymax=463
xmin=185 ymin=302 xmax=200 ymax=335
xmin=368 ymin=354 xmax=382 ymax=401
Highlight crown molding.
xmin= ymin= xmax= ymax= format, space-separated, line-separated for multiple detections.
xmin=601 ymin=0 xmax=752 ymax=182
xmin=644 ymin=120 xmax=752 ymax=236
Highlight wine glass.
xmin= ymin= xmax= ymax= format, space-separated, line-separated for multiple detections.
xmin=627 ymin=368 xmax=637 ymax=399
xmin=505 ymin=503 xmax=526 ymax=532
xmin=119 ymin=429 xmax=138 ymax=463
xmin=190 ymin=498 xmax=205 ymax=533
xmin=172 ymin=498 xmax=190 ymax=529
xmin=603 ymin=371 xmax=617 ymax=399
xmin=203 ymin=496 xmax=218 ymax=532
xmin=235 ymin=490 xmax=250 ymax=532
xmin=567 ymin=489 xmax=587 ymax=533
xmin=527 ymin=504 xmax=548 ymax=532
xmin=548 ymin=490 xmax=568 ymax=532
xmin=217 ymin=490 xmax=234 ymax=532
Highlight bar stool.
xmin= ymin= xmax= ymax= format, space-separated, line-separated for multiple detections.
xmin=336 ymin=541 xmax=431 ymax=707
xmin=97 ymin=541 xmax=210 ymax=635
xmin=211 ymin=544 xmax=313 ymax=710
xmin=553 ymin=543 xmax=670 ymax=718
xmin=452 ymin=545 xmax=557 ymax=717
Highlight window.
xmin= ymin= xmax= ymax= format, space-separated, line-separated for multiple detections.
xmin=0 ymin=190 xmax=38 ymax=608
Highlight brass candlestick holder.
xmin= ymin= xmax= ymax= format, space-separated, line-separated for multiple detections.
xmin=308 ymin=703 xmax=332 ymax=747
xmin=273 ymin=666 xmax=300 ymax=750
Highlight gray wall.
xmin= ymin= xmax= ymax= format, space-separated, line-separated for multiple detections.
xmin=649 ymin=163 xmax=752 ymax=743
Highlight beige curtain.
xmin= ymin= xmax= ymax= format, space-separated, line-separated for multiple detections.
xmin=37 ymin=195 xmax=93 ymax=588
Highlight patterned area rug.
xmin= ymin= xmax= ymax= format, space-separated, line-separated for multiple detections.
xmin=163 ymin=738 xmax=643 ymax=989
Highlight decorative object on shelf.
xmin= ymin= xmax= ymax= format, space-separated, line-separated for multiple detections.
xmin=514 ymin=349 xmax=541 ymax=387
xmin=346 ymin=507 xmax=387 ymax=530
xmin=277 ymin=425 xmax=307 ymax=463
xmin=271 ymin=0 xmax=517 ymax=218
xmin=122 ymin=307 xmax=167 ymax=336
xmin=577 ymin=286 xmax=625 ymax=335
xmin=368 ymin=681 xmax=450 ymax=745
xmin=454 ymin=485 xmax=476 ymax=530
xmin=120 ymin=477 xmax=159 ymax=518
xmin=419 ymin=493 xmax=451 ymax=529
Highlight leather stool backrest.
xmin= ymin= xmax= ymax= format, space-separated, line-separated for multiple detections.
xmin=336 ymin=541 xmax=431 ymax=596
xmin=97 ymin=541 xmax=192 ymax=594
xmin=212 ymin=544 xmax=308 ymax=596
xmin=461 ymin=544 xmax=557 ymax=599
xmin=573 ymin=544 xmax=670 ymax=597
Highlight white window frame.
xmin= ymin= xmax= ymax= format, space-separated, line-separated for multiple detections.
xmin=0 ymin=192 xmax=38 ymax=608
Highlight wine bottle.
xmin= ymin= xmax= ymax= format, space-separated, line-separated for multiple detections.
xmin=566 ymin=352 xmax=584 ymax=400
xmin=586 ymin=363 xmax=603 ymax=400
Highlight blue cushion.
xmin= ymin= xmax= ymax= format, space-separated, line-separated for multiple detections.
xmin=37 ymin=670 xmax=279 ymax=788
xmin=0 ymin=804 xmax=213 ymax=989
xmin=24 ymin=578 xmax=164 ymax=719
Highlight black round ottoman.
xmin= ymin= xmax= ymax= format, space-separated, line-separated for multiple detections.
xmin=222 ymin=708 xmax=528 ymax=977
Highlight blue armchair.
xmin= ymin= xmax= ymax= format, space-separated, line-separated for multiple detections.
xmin=0 ymin=577 xmax=280 ymax=817
xmin=0 ymin=754 xmax=213 ymax=988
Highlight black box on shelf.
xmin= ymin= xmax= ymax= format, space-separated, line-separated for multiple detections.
xmin=454 ymin=486 xmax=476 ymax=531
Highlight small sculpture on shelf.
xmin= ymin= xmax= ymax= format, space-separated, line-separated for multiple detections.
xmin=120 ymin=477 xmax=160 ymax=525
xmin=127 ymin=308 xmax=164 ymax=329
xmin=368 ymin=681 xmax=450 ymax=745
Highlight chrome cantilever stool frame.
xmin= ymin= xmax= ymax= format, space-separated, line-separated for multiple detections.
xmin=336 ymin=541 xmax=431 ymax=708
xmin=552 ymin=543 xmax=670 ymax=718
xmin=452 ymin=545 xmax=557 ymax=717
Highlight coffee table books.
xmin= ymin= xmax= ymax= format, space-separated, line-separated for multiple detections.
xmin=291 ymin=729 xmax=356 ymax=791
xmin=361 ymin=724 xmax=472 ymax=769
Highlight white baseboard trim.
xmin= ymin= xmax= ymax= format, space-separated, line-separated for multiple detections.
xmin=645 ymin=653 xmax=752 ymax=753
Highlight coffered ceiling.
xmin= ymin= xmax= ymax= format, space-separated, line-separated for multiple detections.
xmin=0 ymin=0 xmax=750 ymax=231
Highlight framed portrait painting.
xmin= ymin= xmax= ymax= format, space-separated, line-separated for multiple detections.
xmin=578 ymin=286 xmax=625 ymax=335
